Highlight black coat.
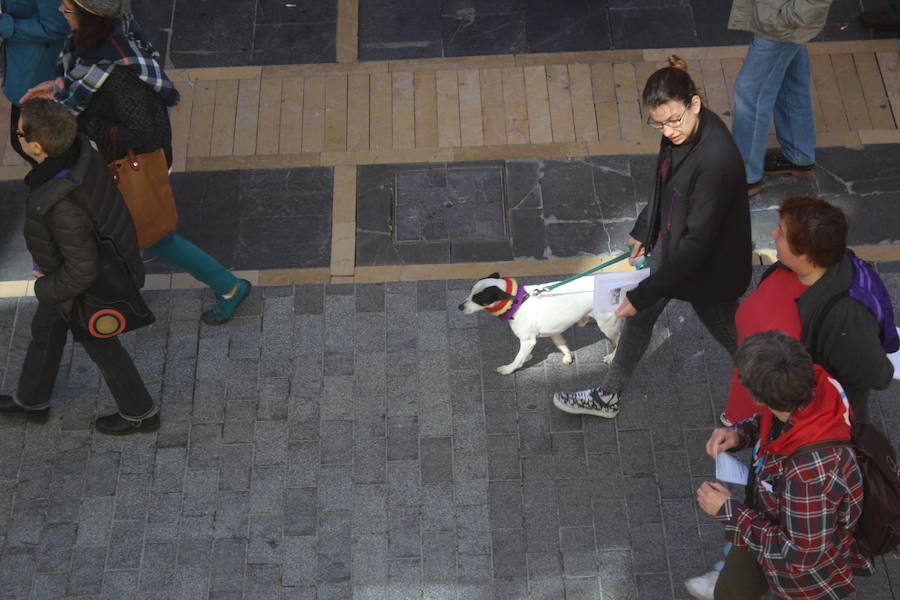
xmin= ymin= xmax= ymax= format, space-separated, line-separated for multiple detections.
xmin=794 ymin=257 xmax=894 ymax=406
xmin=628 ymin=107 xmax=752 ymax=311
xmin=78 ymin=65 xmax=174 ymax=167
xmin=25 ymin=135 xmax=143 ymax=311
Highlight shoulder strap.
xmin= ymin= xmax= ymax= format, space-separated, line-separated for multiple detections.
xmin=787 ymin=439 xmax=854 ymax=462
xmin=809 ymin=290 xmax=849 ymax=363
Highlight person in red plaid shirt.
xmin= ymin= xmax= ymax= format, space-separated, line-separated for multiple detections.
xmin=695 ymin=330 xmax=873 ymax=599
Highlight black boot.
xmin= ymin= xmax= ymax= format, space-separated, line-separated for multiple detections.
xmin=95 ymin=412 xmax=160 ymax=435
xmin=0 ymin=394 xmax=50 ymax=423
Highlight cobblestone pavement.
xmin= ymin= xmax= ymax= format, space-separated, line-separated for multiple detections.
xmin=1 ymin=271 xmax=899 ymax=599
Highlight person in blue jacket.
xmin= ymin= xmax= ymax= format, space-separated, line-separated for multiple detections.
xmin=0 ymin=0 xmax=70 ymax=164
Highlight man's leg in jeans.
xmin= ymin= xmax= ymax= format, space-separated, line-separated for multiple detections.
xmin=602 ymin=297 xmax=669 ymax=394
xmin=692 ymin=299 xmax=740 ymax=358
xmin=14 ymin=302 xmax=69 ymax=409
xmin=773 ymin=45 xmax=815 ymax=167
xmin=714 ymin=546 xmax=769 ymax=600
xmin=732 ymin=35 xmax=805 ymax=184
xmin=76 ymin=332 xmax=157 ymax=421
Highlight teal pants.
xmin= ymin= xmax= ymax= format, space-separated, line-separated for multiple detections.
xmin=146 ymin=232 xmax=236 ymax=296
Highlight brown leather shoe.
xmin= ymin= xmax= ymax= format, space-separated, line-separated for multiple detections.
xmin=764 ymin=150 xmax=815 ymax=178
xmin=859 ymin=11 xmax=900 ymax=32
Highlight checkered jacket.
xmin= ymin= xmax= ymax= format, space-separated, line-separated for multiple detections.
xmin=716 ymin=416 xmax=874 ymax=599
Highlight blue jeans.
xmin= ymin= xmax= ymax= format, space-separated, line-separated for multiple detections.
xmin=732 ymin=35 xmax=816 ymax=184
xmin=146 ymin=232 xmax=237 ymax=296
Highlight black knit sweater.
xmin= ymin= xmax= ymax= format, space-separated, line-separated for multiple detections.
xmin=77 ymin=65 xmax=174 ymax=167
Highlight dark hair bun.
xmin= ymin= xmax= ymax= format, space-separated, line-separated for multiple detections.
xmin=667 ymin=54 xmax=688 ymax=71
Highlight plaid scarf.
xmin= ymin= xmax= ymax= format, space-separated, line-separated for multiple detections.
xmin=55 ymin=13 xmax=180 ymax=114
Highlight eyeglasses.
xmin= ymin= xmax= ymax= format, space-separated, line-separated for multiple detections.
xmin=647 ymin=105 xmax=690 ymax=130
xmin=15 ymin=130 xmax=26 ymax=139
xmin=61 ymin=8 xmax=76 ymax=14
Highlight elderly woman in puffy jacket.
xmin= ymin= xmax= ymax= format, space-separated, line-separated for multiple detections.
xmin=0 ymin=0 xmax=69 ymax=163
xmin=23 ymin=0 xmax=251 ymax=326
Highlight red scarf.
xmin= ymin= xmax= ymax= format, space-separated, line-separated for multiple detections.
xmin=758 ymin=366 xmax=853 ymax=456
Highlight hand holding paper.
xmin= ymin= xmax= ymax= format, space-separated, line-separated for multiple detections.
xmin=715 ymin=452 xmax=749 ymax=486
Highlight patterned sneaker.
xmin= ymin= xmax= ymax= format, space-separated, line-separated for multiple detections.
xmin=553 ymin=386 xmax=620 ymax=418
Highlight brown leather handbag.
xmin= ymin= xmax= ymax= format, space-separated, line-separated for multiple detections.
xmin=107 ymin=125 xmax=178 ymax=249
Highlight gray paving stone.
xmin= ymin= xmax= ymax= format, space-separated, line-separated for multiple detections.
xmin=214 ymin=490 xmax=250 ymax=540
xmin=35 ymin=521 xmax=76 ymax=573
xmin=106 ymin=519 xmax=146 ymax=570
xmin=388 ymin=507 xmax=421 ymax=559
xmin=210 ymin=539 xmax=247 ymax=592
xmin=68 ymin=545 xmax=106 ymax=595
xmin=419 ymin=437 xmax=452 ymax=484
xmin=492 ymin=528 xmax=527 ymax=579
xmin=284 ymin=487 xmax=317 ymax=536
xmin=146 ymin=492 xmax=182 ymax=542
xmin=631 ymin=521 xmax=668 ymax=573
xmin=322 ymin=375 xmax=354 ymax=420
xmin=353 ymin=484 xmax=388 ymax=534
xmin=456 ymin=504 xmax=491 ymax=555
xmin=140 ymin=541 xmax=177 ymax=591
xmin=486 ymin=434 xmax=521 ymax=481
xmin=353 ymin=533 xmax=389 ymax=585
xmin=220 ymin=443 xmax=253 ymax=491
xmin=287 ymin=440 xmax=319 ymax=487
xmin=283 ymin=536 xmax=317 ymax=587
xmin=257 ymin=378 xmax=290 ymax=421
xmin=321 ymin=420 xmax=354 ymax=464
xmin=320 ymin=464 xmax=353 ymax=512
xmin=76 ymin=496 xmax=114 ymax=547
xmin=420 ymin=483 xmax=455 ymax=533
xmin=488 ymin=481 xmax=524 ymax=530
xmin=319 ymin=510 xmax=352 ymax=583
xmin=247 ymin=513 xmax=284 ymax=565
xmin=387 ymin=416 xmax=419 ymax=461
xmin=354 ymin=396 xmax=387 ymax=439
xmin=254 ymin=420 xmax=288 ymax=466
xmin=354 ymin=438 xmax=387 ymax=484
xmin=182 ymin=468 xmax=219 ymax=516
xmin=83 ymin=450 xmax=121 ymax=497
xmin=249 ymin=465 xmax=285 ymax=515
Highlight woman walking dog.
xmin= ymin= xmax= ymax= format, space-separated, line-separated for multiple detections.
xmin=553 ymin=55 xmax=752 ymax=419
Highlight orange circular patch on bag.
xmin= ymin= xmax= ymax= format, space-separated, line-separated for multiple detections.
xmin=88 ymin=309 xmax=126 ymax=338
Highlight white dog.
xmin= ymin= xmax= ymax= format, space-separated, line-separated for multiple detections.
xmin=458 ymin=273 xmax=623 ymax=375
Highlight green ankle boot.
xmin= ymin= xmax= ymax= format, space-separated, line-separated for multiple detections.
xmin=202 ymin=279 xmax=252 ymax=325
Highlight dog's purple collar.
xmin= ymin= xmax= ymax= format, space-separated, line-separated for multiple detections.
xmin=498 ymin=285 xmax=528 ymax=321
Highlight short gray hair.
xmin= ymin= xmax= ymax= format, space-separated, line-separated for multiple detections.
xmin=734 ymin=330 xmax=815 ymax=413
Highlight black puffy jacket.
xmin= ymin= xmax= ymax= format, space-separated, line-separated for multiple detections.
xmin=78 ymin=65 xmax=174 ymax=167
xmin=25 ymin=134 xmax=143 ymax=310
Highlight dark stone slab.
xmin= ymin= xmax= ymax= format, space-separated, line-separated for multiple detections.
xmin=441 ymin=13 xmax=527 ymax=57
xmin=171 ymin=2 xmax=255 ymax=53
xmin=524 ymin=0 xmax=611 ymax=53
xmin=256 ymin=0 xmax=338 ymax=24
xmin=609 ymin=6 xmax=698 ymax=49
xmin=131 ymin=0 xmax=174 ymax=65
xmin=358 ymin=0 xmax=443 ymax=61
xmin=691 ymin=0 xmax=753 ymax=46
xmin=252 ymin=22 xmax=337 ymax=65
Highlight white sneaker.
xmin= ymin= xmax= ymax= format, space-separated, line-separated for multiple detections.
xmin=684 ymin=570 xmax=718 ymax=600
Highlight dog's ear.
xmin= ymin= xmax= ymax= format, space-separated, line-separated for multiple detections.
xmin=486 ymin=272 xmax=500 ymax=279
xmin=473 ymin=286 xmax=515 ymax=306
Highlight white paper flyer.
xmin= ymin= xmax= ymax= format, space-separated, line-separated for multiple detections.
xmin=593 ymin=269 xmax=652 ymax=314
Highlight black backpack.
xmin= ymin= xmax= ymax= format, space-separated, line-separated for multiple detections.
xmin=787 ymin=423 xmax=900 ymax=557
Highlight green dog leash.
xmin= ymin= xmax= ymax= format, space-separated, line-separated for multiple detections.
xmin=531 ymin=246 xmax=643 ymax=297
